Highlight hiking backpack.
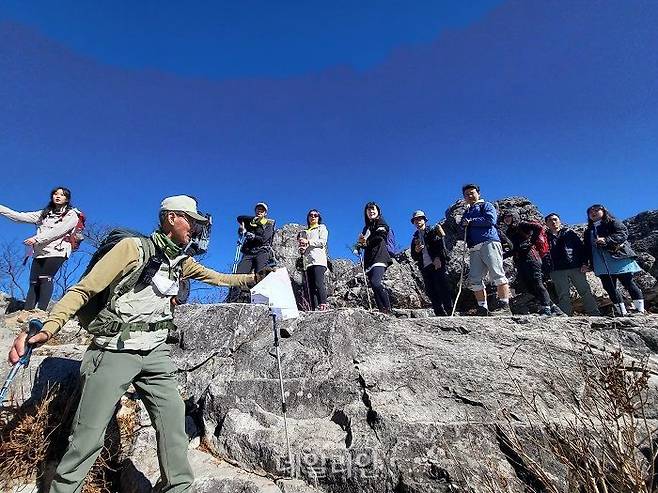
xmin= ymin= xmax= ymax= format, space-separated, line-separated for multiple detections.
xmin=386 ymin=228 xmax=402 ymax=257
xmin=75 ymin=229 xmax=157 ymax=330
xmin=531 ymin=221 xmax=550 ymax=258
xmin=64 ymin=209 xmax=86 ymax=251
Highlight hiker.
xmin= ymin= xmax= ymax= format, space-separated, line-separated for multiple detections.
xmin=0 ymin=187 xmax=79 ymax=322
xmin=227 ymin=202 xmax=275 ymax=302
xmin=459 ymin=184 xmax=511 ymax=316
xmin=544 ymin=213 xmax=600 ymax=316
xmin=297 ymin=209 xmax=329 ymax=310
xmin=355 ymin=202 xmax=392 ymax=313
xmin=7 ymin=195 xmax=268 ymax=493
xmin=501 ymin=210 xmax=564 ymax=316
xmin=584 ymin=204 xmax=645 ymax=316
xmin=410 ymin=210 xmax=452 ymax=316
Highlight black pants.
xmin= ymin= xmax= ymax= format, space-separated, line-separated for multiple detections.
xmin=517 ymin=258 xmax=552 ymax=307
xmin=599 ymin=273 xmax=643 ymax=304
xmin=421 ymin=265 xmax=452 ymax=316
xmin=25 ymin=256 xmax=66 ymax=310
xmin=227 ymin=251 xmax=272 ymax=302
xmin=305 ymin=265 xmax=327 ymax=309
xmin=367 ymin=266 xmax=391 ymax=312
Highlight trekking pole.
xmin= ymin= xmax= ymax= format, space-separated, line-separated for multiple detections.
xmin=271 ymin=313 xmax=294 ymax=475
xmin=0 ymin=319 xmax=43 ymax=403
xmin=596 ymin=241 xmax=619 ymax=320
xmin=451 ymin=223 xmax=469 ymax=317
xmin=355 ymin=249 xmax=373 ymax=310
xmin=300 ymin=267 xmax=313 ymax=311
xmin=232 ymin=232 xmax=246 ymax=274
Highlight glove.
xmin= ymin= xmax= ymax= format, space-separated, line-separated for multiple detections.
xmin=245 ymin=232 xmax=256 ymax=240
xmin=254 ymin=266 xmax=276 ymax=284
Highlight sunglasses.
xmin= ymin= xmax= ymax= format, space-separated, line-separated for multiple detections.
xmin=308 ymin=213 xmax=320 ymax=217
xmin=175 ymin=212 xmax=197 ymax=228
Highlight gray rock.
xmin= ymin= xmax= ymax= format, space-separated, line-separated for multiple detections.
xmin=170 ymin=304 xmax=658 ymax=492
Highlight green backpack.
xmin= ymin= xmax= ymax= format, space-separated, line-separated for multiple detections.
xmin=75 ymin=229 xmax=158 ymax=335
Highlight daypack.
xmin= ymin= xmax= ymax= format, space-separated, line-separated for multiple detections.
xmin=64 ymin=209 xmax=86 ymax=251
xmin=531 ymin=221 xmax=550 ymax=258
xmin=75 ymin=229 xmax=157 ymax=331
xmin=386 ymin=228 xmax=402 ymax=257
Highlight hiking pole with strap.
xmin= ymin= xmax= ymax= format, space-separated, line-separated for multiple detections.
xmin=0 ymin=319 xmax=43 ymax=403
xmin=271 ymin=313 xmax=294 ymax=474
xmin=451 ymin=222 xmax=469 ymax=317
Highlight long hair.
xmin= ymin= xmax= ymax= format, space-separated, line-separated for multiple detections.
xmin=363 ymin=201 xmax=383 ymax=227
xmin=586 ymin=204 xmax=614 ymax=228
xmin=306 ymin=209 xmax=323 ymax=227
xmin=39 ymin=186 xmax=72 ymax=221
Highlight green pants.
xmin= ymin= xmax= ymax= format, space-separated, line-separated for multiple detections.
xmin=550 ymin=267 xmax=601 ymax=316
xmin=50 ymin=343 xmax=193 ymax=493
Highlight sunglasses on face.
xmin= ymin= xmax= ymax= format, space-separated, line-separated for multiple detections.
xmin=175 ymin=213 xmax=197 ymax=228
xmin=308 ymin=213 xmax=319 ymax=217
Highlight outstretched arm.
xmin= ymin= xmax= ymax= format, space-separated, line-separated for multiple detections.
xmin=183 ymin=257 xmax=256 ymax=288
xmin=0 ymin=205 xmax=42 ymax=224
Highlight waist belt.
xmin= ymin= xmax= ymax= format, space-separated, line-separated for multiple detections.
xmin=112 ymin=319 xmax=176 ymax=342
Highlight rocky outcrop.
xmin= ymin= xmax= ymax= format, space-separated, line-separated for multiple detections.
xmin=169 ymin=305 xmax=658 ymax=493
xmin=4 ymin=302 xmax=658 ymax=492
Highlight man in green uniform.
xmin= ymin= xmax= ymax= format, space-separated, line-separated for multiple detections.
xmin=8 ymin=195 xmax=263 ymax=492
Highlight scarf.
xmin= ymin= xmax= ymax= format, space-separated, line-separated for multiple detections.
xmin=152 ymin=230 xmax=183 ymax=259
xmin=250 ymin=217 xmax=268 ymax=227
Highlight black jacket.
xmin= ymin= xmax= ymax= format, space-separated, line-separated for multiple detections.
xmin=583 ymin=217 xmax=636 ymax=266
xmin=237 ymin=215 xmax=275 ymax=255
xmin=361 ymin=218 xmax=392 ymax=269
xmin=504 ymin=222 xmax=543 ymax=263
xmin=410 ymin=226 xmax=447 ymax=269
xmin=546 ymin=228 xmax=586 ymax=271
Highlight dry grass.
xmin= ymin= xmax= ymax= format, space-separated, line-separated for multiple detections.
xmin=0 ymin=382 xmax=139 ymax=493
xmin=454 ymin=347 xmax=658 ymax=493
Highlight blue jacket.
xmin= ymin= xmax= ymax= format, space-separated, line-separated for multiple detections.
xmin=461 ymin=201 xmax=500 ymax=248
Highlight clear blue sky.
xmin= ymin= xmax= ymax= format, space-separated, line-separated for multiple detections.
xmin=1 ymin=0 xmax=657 ymax=284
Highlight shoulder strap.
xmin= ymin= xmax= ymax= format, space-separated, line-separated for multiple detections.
xmin=108 ymin=237 xmax=157 ymax=312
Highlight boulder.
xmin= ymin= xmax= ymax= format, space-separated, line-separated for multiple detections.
xmin=4 ymin=304 xmax=658 ymax=492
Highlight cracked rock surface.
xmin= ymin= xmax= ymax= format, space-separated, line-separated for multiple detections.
xmin=171 ymin=305 xmax=658 ymax=492
xmin=3 ymin=307 xmax=658 ymax=492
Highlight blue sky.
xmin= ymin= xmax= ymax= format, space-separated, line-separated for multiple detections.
xmin=1 ymin=0 xmax=657 ymax=291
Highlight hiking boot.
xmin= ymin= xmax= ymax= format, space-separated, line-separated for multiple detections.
xmin=550 ymin=304 xmax=567 ymax=317
xmin=491 ymin=301 xmax=512 ymax=316
xmin=317 ymin=304 xmax=329 ymax=311
xmin=537 ymin=306 xmax=552 ymax=316
xmin=475 ymin=305 xmax=490 ymax=316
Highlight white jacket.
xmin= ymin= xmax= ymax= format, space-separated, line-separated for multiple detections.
xmin=0 ymin=205 xmax=79 ymax=258
xmin=302 ymin=224 xmax=329 ymax=268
